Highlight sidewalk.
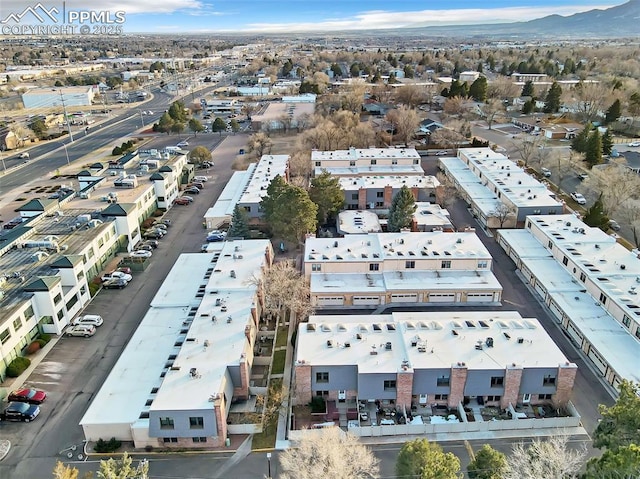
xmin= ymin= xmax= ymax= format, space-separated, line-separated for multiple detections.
xmin=0 ymin=334 xmax=61 ymax=395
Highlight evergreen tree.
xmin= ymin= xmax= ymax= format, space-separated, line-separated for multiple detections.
xmin=522 ymin=99 xmax=535 ymax=114
xmin=594 ymin=380 xmax=640 ymax=451
xmin=449 ymin=80 xmax=468 ymax=98
xmin=604 ymin=99 xmax=622 ymax=125
xmin=228 ymin=204 xmax=250 ymax=239
xmin=521 ymin=80 xmax=535 ymax=98
xmin=387 ymin=185 xmax=417 ymax=232
xmin=571 ymin=125 xmax=592 ymax=153
xmin=168 ymin=100 xmax=188 ymax=123
xmin=212 ymin=117 xmax=226 ymax=132
xmin=309 ymin=170 xmax=345 ymax=226
xmin=585 ymin=129 xmax=603 ymax=167
xmin=467 ymin=444 xmax=508 ymax=479
xmin=396 ymin=439 xmax=461 ymax=479
xmin=583 ymin=193 xmax=608 ymax=229
xmin=543 ymin=82 xmax=562 ymax=113
xmin=469 ymin=77 xmax=488 ymax=102
xmin=601 ymin=128 xmax=614 ymax=156
xmin=156 ymin=112 xmax=173 ymax=134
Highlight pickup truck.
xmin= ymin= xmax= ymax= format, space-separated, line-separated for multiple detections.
xmin=101 ymin=271 xmax=132 ymax=283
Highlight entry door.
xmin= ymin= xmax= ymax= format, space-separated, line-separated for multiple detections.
xmin=522 ymin=393 xmax=531 ymax=404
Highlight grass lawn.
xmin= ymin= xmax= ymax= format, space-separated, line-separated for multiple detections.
xmin=252 ymin=421 xmax=277 ymax=450
xmin=275 ymin=325 xmax=288 ymax=348
xmin=272 ymin=350 xmax=286 ymax=374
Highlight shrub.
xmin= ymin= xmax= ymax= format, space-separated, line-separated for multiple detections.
xmin=310 ymin=396 xmax=326 ymax=413
xmin=26 ymin=341 xmax=41 ymax=354
xmin=6 ymin=356 xmax=31 ymax=377
xmin=39 ymin=333 xmax=51 ymax=344
xmin=112 ymin=146 xmax=122 ymax=156
xmin=94 ymin=437 xmax=122 ymax=453
xmin=88 ymin=282 xmax=101 ymax=297
xmin=36 ymin=339 xmax=47 ymax=348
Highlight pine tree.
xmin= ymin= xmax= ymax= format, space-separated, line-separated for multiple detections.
xmin=387 ymin=185 xmax=417 ymax=232
xmin=571 ymin=125 xmax=592 ymax=153
xmin=309 ymin=171 xmax=344 ymax=226
xmin=469 ymin=77 xmax=488 ymax=102
xmin=585 ymin=129 xmax=603 ymax=167
xmin=521 ymin=80 xmax=535 ymax=98
xmin=228 ymin=204 xmax=250 ymax=239
xmin=601 ymin=129 xmax=614 ymax=157
xmin=543 ymin=82 xmax=562 ymax=113
xmin=604 ymin=99 xmax=622 ymax=125
xmin=583 ymin=193 xmax=608 ymax=229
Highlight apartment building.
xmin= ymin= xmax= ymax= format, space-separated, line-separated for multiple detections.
xmin=294 ymin=312 xmax=576 ymax=411
xmin=497 ymin=215 xmax=640 ymax=389
xmin=80 ymin=240 xmax=274 ymax=449
xmin=439 ymin=148 xmax=563 ymax=228
xmin=340 ymin=175 xmax=438 ymax=211
xmin=203 ymin=155 xmax=289 ymax=228
xmin=304 ymin=232 xmax=502 ymax=308
xmin=312 ymin=147 xmax=423 ymax=177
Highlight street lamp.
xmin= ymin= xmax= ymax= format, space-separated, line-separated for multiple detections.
xmin=266 ymin=452 xmax=272 ymax=479
xmin=57 ymin=142 xmax=70 ymax=165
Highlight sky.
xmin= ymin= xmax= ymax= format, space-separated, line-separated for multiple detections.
xmin=0 ymin=0 xmax=624 ymax=33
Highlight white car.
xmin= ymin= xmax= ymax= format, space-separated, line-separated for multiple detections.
xmin=194 ymin=175 xmax=209 ymax=182
xmin=72 ymin=314 xmax=104 ymax=327
xmin=629 ymin=141 xmax=640 ymax=147
xmin=570 ymin=192 xmax=587 ymax=205
xmin=131 ymin=250 xmax=152 ymax=258
xmin=176 ymin=141 xmax=189 ymax=147
xmin=541 ymin=167 xmax=551 ymax=177
xmin=66 ymin=324 xmax=96 ymax=338
xmin=101 ymin=271 xmax=132 ymax=283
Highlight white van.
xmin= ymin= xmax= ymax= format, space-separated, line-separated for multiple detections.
xmin=72 ymin=314 xmax=104 ymax=327
xmin=194 ymin=176 xmax=209 ymax=182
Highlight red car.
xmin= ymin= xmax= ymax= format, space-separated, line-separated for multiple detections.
xmin=173 ymin=198 xmax=190 ymax=206
xmin=8 ymin=387 xmax=47 ymax=404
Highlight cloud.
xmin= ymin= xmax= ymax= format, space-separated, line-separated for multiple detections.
xmin=240 ymin=4 xmax=618 ymax=32
xmin=1 ymin=0 xmax=206 ymax=14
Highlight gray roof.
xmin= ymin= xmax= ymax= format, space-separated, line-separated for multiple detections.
xmin=49 ymin=255 xmax=84 ymax=269
xmin=101 ymin=203 xmax=136 ymax=216
xmin=16 ymin=198 xmax=57 ymax=212
xmin=23 ymin=276 xmax=61 ymax=292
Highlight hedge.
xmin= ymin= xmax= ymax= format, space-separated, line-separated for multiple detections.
xmin=6 ymin=357 xmax=31 ymax=377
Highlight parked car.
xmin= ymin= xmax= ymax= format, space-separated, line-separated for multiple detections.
xmin=187 ymin=182 xmax=204 ymax=189
xmin=1 ymin=402 xmax=40 ymax=422
xmin=136 ymin=244 xmax=154 ymax=252
xmin=131 ymin=250 xmax=152 ymax=258
xmin=184 ymin=187 xmax=200 ymax=195
xmin=173 ymin=197 xmax=190 ymax=206
xmin=570 ymin=192 xmax=587 ymax=205
xmin=116 ymin=266 xmax=132 ymax=275
xmin=435 ymin=150 xmax=448 ymax=156
xmin=541 ymin=167 xmax=552 ymax=177
xmin=578 ymin=173 xmax=589 ymax=181
xmin=207 ymin=230 xmax=227 ymax=242
xmin=101 ymin=271 xmax=132 ymax=283
xmin=179 ymin=195 xmax=194 ymax=203
xmin=102 ymin=278 xmax=129 ymax=289
xmin=194 ymin=176 xmax=209 ymax=182
xmin=160 ymin=219 xmax=172 ymax=227
xmin=143 ymin=230 xmax=164 ymax=239
xmin=66 ymin=324 xmax=97 ymax=337
xmin=201 ymin=244 xmax=209 ymax=252
xmin=17 ymin=152 xmax=30 ymax=160
xmin=71 ymin=314 xmax=104 ymax=327
xmin=176 ymin=141 xmax=189 ymax=147
xmin=143 ymin=239 xmax=159 ymax=249
xmin=628 ymin=141 xmax=640 ymax=147
xmin=151 ymin=222 xmax=168 ymax=231
xmin=200 ymin=161 xmax=214 ymax=169
xmin=8 ymin=388 xmax=47 ymax=405
xmin=608 ymin=219 xmax=621 ymax=231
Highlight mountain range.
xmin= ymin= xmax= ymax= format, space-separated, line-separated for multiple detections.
xmin=408 ymin=0 xmax=640 ymax=38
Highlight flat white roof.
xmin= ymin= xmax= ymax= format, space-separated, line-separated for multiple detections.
xmin=337 ymin=210 xmax=381 ymax=235
xmin=81 ymin=240 xmax=271 ymax=426
xmin=312 ymin=148 xmax=420 ymax=162
xmin=296 ymin=312 xmax=570 ymax=373
xmin=413 ymin=202 xmax=453 ymax=228
xmin=238 ymin=155 xmax=289 ymax=205
xmin=314 ymin=165 xmax=424 ymax=177
xmin=305 ymin=232 xmax=492 ymax=264
xmin=204 ymin=166 xmax=255 ymax=222
xmin=338 ymin=175 xmax=438 ymax=190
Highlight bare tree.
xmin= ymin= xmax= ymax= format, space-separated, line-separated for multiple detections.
xmin=280 ymin=427 xmax=380 ymax=479
xmin=393 ymin=84 xmax=426 ymax=108
xmin=386 ymin=105 xmax=420 ymax=146
xmin=258 ymin=260 xmax=313 ymax=324
xmin=510 ymin=136 xmax=545 ymax=167
xmin=288 ymin=150 xmax=312 ymax=181
xmin=479 ymin=98 xmax=505 ymax=130
xmin=618 ymin=199 xmax=640 ymax=247
xmin=505 ymin=435 xmax=587 ymax=479
xmin=443 ymin=96 xmax=469 ymax=117
xmin=490 ymin=203 xmax=517 ymax=228
xmin=247 ymin=132 xmax=273 ymax=158
xmin=348 ymin=122 xmax=376 ymax=148
xmin=571 ymin=81 xmax=609 ymax=122
xmin=487 ymin=76 xmax=521 ymax=100
xmin=581 ymin=163 xmax=640 ymax=217
xmin=436 ymin=171 xmax=459 ymax=209
xmin=97 ymin=452 xmax=149 ymax=479
xmin=431 ymin=126 xmax=467 ymax=153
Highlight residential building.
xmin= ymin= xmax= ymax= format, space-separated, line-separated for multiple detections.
xmin=250 ymin=101 xmax=315 ymax=132
xmin=304 ymin=232 xmax=502 ymax=308
xmin=412 ymin=202 xmax=454 ymax=232
xmin=340 ymin=175 xmax=439 ymax=212
xmin=459 ymin=71 xmax=481 ymax=83
xmin=497 ymin=215 xmax=640 ymax=389
xmin=439 ymin=148 xmax=564 ymax=228
xmin=203 ymin=155 xmax=289 ymax=228
xmin=336 ymin=210 xmax=381 ymax=235
xmin=312 ymin=148 xmax=423 ymax=178
xmin=80 ymin=240 xmax=274 ymax=449
xmin=294 ymin=312 xmax=576 ymax=411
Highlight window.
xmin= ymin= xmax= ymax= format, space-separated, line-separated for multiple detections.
xmin=315 ymin=390 xmax=329 ymax=397
xmin=351 ymin=193 xmax=358 ymax=200
xmin=375 ymin=201 xmax=384 ymax=208
xmin=477 ymin=261 xmax=488 ymax=269
xmin=486 ymin=395 xmax=501 ymax=402
xmin=87 ymin=248 xmax=94 ymax=259
xmin=24 ymin=306 xmax=34 ymax=320
xmin=76 ymin=271 xmax=85 ymax=281
xmin=437 ymin=376 xmax=450 ymax=387
xmin=163 ymin=437 xmax=178 ymax=443
xmin=405 ymin=260 xmax=415 ymax=269
xmin=622 ymin=315 xmax=631 ymax=328
xmin=539 ymin=394 xmax=552 ymax=400
xmin=543 ymin=375 xmax=556 ymax=386
xmin=413 ymin=159 xmax=419 ymax=165
xmin=384 ymin=380 xmax=396 ymax=391
xmin=159 ymin=417 xmax=175 ymax=429
xmin=376 ymin=191 xmax=384 ymax=198
xmin=369 ymin=263 xmax=380 ymax=271
xmin=315 ymin=161 xmax=321 ymax=167
xmin=599 ymin=293 xmax=607 ymax=305
xmin=243 ymin=206 xmax=251 ymax=213
xmin=54 ymin=293 xmax=62 ymax=305
xmin=56 ymin=309 xmax=64 ymax=320
xmin=370 ymin=159 xmax=377 ymax=165
xmin=547 ymin=240 xmax=552 ymax=248
xmin=441 ymin=260 xmax=451 ymax=269
xmin=349 ymin=160 xmax=356 ymax=167
xmin=316 ymin=372 xmax=329 ymax=383
xmin=579 ymin=272 xmax=586 ymax=283
xmin=66 ymin=295 xmax=78 ymax=311
xmin=635 ymin=329 xmax=640 ymax=340
xmin=490 ymin=376 xmax=504 ymax=387
xmin=157 ymin=196 xmax=165 ymax=202
xmin=192 ymin=437 xmax=207 ymax=443
xmin=13 ymin=317 xmax=22 ymax=331
xmin=189 ymin=417 xmax=204 ymax=429
xmin=311 ymin=264 xmax=321 ymax=272
xmin=392 ymin=159 xmax=398 ymax=165
xmin=434 ymin=394 xmax=448 ymax=401
xmin=562 ymin=256 xmax=568 ymax=266
xmin=98 ymin=238 xmax=104 ymax=248
xmin=0 ymin=329 xmax=11 ymax=344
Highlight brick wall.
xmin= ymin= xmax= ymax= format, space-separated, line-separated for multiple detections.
xmin=383 ymin=185 xmax=393 ymax=208
xmin=501 ymin=365 xmax=523 ymax=409
xmin=214 ymin=401 xmax=227 ymax=446
xmin=448 ymin=364 xmax=467 ymax=408
xmin=358 ymin=188 xmax=367 ymax=209
xmin=294 ymin=363 xmax=312 ymax=405
xmin=554 ymin=362 xmax=578 ymax=406
xmin=396 ymin=369 xmax=414 ymax=410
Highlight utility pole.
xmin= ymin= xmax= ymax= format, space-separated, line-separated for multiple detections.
xmin=58 ymin=89 xmax=74 ymax=143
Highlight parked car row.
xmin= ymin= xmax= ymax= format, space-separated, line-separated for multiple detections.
xmin=173 ymin=178 xmax=207 ymax=206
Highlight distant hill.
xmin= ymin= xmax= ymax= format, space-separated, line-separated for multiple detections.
xmin=405 ymin=0 xmax=640 ymax=38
